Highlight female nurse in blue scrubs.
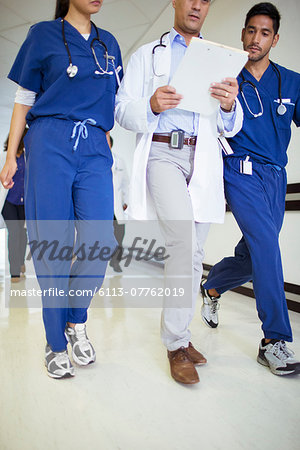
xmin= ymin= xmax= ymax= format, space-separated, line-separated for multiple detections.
xmin=0 ymin=0 xmax=123 ymax=378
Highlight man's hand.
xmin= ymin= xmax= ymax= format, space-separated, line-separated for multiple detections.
xmin=0 ymin=158 xmax=17 ymax=189
xmin=210 ymin=77 xmax=239 ymax=112
xmin=150 ymin=86 xmax=183 ymax=114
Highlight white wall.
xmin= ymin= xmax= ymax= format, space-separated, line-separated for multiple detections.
xmin=111 ymin=0 xmax=300 ymax=286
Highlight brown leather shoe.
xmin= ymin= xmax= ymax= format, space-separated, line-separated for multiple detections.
xmin=167 ymin=347 xmax=200 ymax=384
xmin=187 ymin=342 xmax=207 ymax=365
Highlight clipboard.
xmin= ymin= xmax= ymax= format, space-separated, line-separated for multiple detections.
xmin=170 ymin=37 xmax=248 ymax=116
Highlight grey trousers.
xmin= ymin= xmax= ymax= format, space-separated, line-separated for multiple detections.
xmin=147 ymin=141 xmax=210 ymax=351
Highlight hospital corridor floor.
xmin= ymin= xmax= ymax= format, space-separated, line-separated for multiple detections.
xmin=1 ymin=237 xmax=300 ymax=450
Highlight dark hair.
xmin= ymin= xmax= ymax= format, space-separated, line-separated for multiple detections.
xmin=4 ymin=129 xmax=28 ymax=155
xmin=110 ymin=136 xmax=114 ymax=148
xmin=245 ymin=2 xmax=281 ymax=34
xmin=55 ymin=0 xmax=70 ymax=19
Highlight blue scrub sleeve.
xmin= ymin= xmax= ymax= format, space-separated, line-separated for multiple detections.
xmin=293 ymin=85 xmax=300 ymax=127
xmin=8 ymin=24 xmax=43 ymax=94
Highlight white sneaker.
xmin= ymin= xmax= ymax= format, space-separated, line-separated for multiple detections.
xmin=200 ymin=280 xmax=220 ymax=328
xmin=65 ymin=323 xmax=96 ymax=366
xmin=257 ymin=339 xmax=300 ymax=376
xmin=45 ymin=344 xmax=75 ymax=379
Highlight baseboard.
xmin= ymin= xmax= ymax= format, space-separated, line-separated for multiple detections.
xmin=203 ymin=264 xmax=300 ymax=314
xmin=124 ymin=249 xmax=300 ymax=314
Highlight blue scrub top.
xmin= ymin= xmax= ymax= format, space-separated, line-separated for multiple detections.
xmin=8 ymin=18 xmax=123 ymax=132
xmin=228 ymin=63 xmax=300 ymax=168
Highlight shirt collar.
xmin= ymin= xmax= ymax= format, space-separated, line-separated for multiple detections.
xmin=169 ymin=27 xmax=203 ymax=45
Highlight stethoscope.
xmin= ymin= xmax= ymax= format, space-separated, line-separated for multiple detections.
xmin=152 ymin=31 xmax=170 ymax=77
xmin=239 ymin=61 xmax=287 ymax=118
xmin=61 ymin=19 xmax=120 ymax=86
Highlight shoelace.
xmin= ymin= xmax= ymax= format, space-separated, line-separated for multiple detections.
xmin=73 ymin=326 xmax=91 ymax=352
xmin=171 ymin=347 xmax=191 ymax=362
xmin=271 ymin=340 xmax=294 ymax=361
xmin=210 ymin=299 xmax=220 ymax=314
xmin=75 ymin=327 xmax=87 ymax=341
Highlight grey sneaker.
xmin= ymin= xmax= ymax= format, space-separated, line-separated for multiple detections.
xmin=257 ymin=339 xmax=300 ymax=376
xmin=45 ymin=344 xmax=75 ymax=379
xmin=200 ymin=280 xmax=220 ymax=328
xmin=65 ymin=323 xmax=96 ymax=366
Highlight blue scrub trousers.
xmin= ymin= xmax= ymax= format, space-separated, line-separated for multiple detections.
xmin=204 ymin=156 xmax=292 ymax=342
xmin=24 ymin=118 xmax=116 ymax=351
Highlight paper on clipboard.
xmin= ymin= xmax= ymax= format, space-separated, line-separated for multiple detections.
xmin=170 ymin=37 xmax=248 ymax=116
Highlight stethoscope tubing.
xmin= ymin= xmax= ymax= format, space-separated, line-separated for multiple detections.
xmin=239 ymin=61 xmax=286 ymax=117
xmin=152 ymin=31 xmax=170 ymax=77
xmin=61 ymin=19 xmax=115 ymax=79
xmin=152 ymin=31 xmax=170 ymax=55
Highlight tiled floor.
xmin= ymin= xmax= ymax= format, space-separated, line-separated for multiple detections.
xmin=1 ymin=230 xmax=300 ymax=450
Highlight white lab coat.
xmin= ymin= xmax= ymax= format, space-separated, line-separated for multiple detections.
xmin=112 ymin=151 xmax=129 ymax=222
xmin=115 ymin=34 xmax=243 ymax=223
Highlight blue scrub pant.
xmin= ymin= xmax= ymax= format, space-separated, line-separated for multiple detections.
xmin=204 ymin=156 xmax=292 ymax=342
xmin=24 ymin=118 xmax=115 ymax=351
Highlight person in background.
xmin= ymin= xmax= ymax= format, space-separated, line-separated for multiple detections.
xmin=0 ymin=131 xmax=27 ymax=282
xmin=109 ymin=136 xmax=129 ymax=273
xmin=201 ymin=2 xmax=300 ymax=376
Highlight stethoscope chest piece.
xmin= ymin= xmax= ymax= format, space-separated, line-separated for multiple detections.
xmin=277 ymin=103 xmax=287 ymax=116
xmin=67 ymin=64 xmax=78 ymax=78
xmin=239 ymin=62 xmax=287 ymax=118
xmin=62 ymin=20 xmax=115 ymax=80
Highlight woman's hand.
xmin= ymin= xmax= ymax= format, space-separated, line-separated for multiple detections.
xmin=1 ymin=102 xmax=31 ymax=189
xmin=0 ymin=158 xmax=17 ymax=189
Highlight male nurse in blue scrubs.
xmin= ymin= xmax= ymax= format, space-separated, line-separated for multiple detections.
xmin=201 ymin=2 xmax=300 ymax=376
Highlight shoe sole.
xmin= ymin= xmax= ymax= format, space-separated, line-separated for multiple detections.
xmin=46 ymin=371 xmax=75 ymax=379
xmin=171 ymin=375 xmax=200 ymax=384
xmin=72 ymin=353 xmax=96 ymax=366
xmin=45 ymin=362 xmax=75 ymax=379
xmin=257 ymin=355 xmax=297 ymax=376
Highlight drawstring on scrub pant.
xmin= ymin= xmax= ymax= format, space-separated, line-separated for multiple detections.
xmin=71 ymin=118 xmax=97 ymax=151
xmin=266 ymin=163 xmax=282 ymax=176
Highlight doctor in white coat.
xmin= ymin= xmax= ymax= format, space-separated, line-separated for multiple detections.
xmin=115 ymin=0 xmax=243 ymax=384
